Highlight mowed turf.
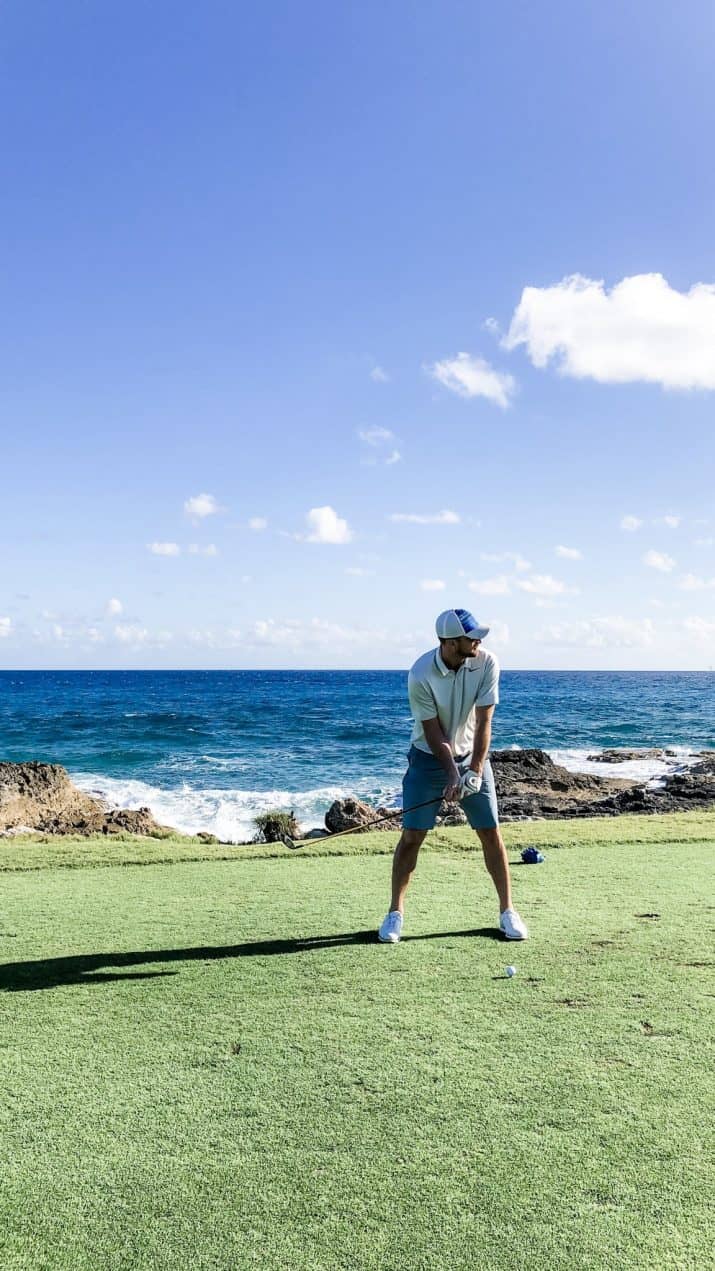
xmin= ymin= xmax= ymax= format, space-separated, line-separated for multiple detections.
xmin=0 ymin=815 xmax=713 ymax=1270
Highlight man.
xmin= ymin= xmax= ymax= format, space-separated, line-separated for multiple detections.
xmin=378 ymin=608 xmax=528 ymax=944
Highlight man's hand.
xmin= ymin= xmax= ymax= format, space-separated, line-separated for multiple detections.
xmin=442 ymin=765 xmax=462 ymax=803
xmin=459 ymin=769 xmax=483 ymax=799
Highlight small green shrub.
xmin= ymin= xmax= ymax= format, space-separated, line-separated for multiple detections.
xmin=253 ymin=809 xmax=300 ymax=843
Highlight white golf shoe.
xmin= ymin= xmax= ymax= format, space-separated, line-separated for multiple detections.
xmin=378 ymin=911 xmax=403 ymax=943
xmin=500 ymin=908 xmax=528 ymax=940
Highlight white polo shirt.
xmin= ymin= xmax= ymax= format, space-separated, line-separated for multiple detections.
xmin=408 ymin=646 xmax=500 ymax=758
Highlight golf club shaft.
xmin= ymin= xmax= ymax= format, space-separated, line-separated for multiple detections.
xmin=289 ymin=795 xmax=444 ymax=848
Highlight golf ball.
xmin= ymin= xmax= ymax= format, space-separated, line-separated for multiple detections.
xmin=506 ymin=965 xmax=517 ymax=977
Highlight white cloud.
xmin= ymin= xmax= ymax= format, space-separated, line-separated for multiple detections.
xmin=420 ymin=579 xmax=446 ymax=591
xmin=359 ymin=426 xmax=395 ymax=446
xmin=358 ymin=426 xmax=401 ymax=466
xmin=483 ymin=317 xmax=501 ymax=337
xmin=114 ymin=623 xmax=149 ymax=645
xmin=620 ymin=515 xmax=643 ymax=531
xmin=0 ymin=617 xmax=12 ymax=638
xmin=683 ymin=616 xmax=715 ymax=643
xmin=515 ymin=573 xmax=574 ymax=597
xmin=679 ymin=573 xmax=715 ymax=591
xmin=536 ymin=617 xmax=655 ymax=649
xmin=184 ymin=493 xmax=220 ymax=520
xmin=370 ymin=366 xmax=389 ymax=382
xmin=113 ymin=624 xmax=172 ymax=647
xmin=345 ymin=567 xmax=374 ymax=577
xmin=148 ymin=542 xmax=181 ymax=556
xmin=555 ymin=545 xmax=583 ymax=560
xmin=427 ymin=352 xmax=516 ymax=408
xmin=469 ymin=575 xmax=512 ymax=596
xmin=660 ymin=514 xmax=681 ymax=529
xmin=389 ymin=509 xmax=460 ymax=525
xmin=694 ymin=536 xmax=714 ymax=547
xmin=106 ymin=597 xmax=123 ymax=616
xmin=480 ymin=551 xmax=531 ymax=572
xmin=188 ymin=543 xmax=218 ymax=556
xmin=248 ymin=517 xmax=268 ymax=531
xmin=643 ymin=550 xmax=675 ymax=573
xmin=86 ymin=627 xmax=103 ymax=643
xmin=304 ymin=506 xmax=353 ymax=544
xmin=504 ymin=273 xmax=715 ymax=390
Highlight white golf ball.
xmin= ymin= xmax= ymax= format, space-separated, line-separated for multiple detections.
xmin=506 ymin=965 xmax=517 ymax=977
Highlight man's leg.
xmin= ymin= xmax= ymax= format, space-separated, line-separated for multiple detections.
xmin=475 ymin=825 xmax=512 ymax=913
xmin=390 ymin=828 xmax=428 ymax=914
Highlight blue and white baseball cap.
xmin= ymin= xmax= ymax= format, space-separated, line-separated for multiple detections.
xmin=435 ymin=608 xmax=489 ymax=641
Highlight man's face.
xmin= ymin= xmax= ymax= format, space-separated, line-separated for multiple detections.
xmin=446 ymin=636 xmax=481 ymax=664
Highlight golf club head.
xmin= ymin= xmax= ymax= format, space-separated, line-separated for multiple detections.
xmin=281 ymin=833 xmax=302 ymax=850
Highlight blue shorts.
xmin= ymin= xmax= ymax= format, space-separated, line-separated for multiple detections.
xmin=402 ymin=746 xmax=499 ymax=831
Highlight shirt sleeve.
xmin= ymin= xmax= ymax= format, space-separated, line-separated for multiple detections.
xmin=475 ymin=655 xmax=500 ymax=707
xmin=408 ymin=672 xmax=438 ymax=721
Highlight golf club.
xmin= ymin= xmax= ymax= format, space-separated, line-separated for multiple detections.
xmin=281 ymin=795 xmax=445 ymax=850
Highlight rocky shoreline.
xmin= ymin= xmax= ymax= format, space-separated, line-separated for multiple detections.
xmin=0 ymin=751 xmax=713 ymax=842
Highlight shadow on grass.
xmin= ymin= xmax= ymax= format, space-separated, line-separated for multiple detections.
xmin=0 ymin=927 xmax=502 ymax=992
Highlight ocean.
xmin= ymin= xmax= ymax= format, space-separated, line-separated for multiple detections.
xmin=1 ymin=670 xmax=713 ymax=841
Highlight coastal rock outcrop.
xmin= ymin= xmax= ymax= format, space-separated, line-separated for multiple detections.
xmin=324 ymin=748 xmax=715 ymax=830
xmin=0 ymin=762 xmax=173 ymax=837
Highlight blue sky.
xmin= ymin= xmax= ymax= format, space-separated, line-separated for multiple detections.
xmin=1 ymin=0 xmax=714 ymax=669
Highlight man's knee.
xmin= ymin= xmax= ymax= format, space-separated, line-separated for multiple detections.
xmin=399 ymin=828 xmax=428 ymax=851
xmin=475 ymin=825 xmax=502 ymax=851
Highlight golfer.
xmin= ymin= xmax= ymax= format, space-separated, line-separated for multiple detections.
xmin=378 ymin=608 xmax=528 ymax=944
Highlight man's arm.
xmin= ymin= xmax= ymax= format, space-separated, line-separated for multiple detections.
xmin=422 ymin=716 xmax=461 ymax=801
xmin=469 ymin=705 xmax=495 ymax=776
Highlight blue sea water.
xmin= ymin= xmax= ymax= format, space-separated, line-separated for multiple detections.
xmin=1 ymin=670 xmax=713 ymax=840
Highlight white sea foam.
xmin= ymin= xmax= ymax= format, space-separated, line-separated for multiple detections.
xmin=72 ymin=772 xmax=399 ymax=843
xmin=549 ymin=746 xmax=700 ymax=788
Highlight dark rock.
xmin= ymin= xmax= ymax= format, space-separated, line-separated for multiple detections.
xmin=325 ymin=798 xmax=378 ymax=833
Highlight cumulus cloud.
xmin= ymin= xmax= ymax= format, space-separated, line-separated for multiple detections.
xmin=389 ymin=509 xmax=460 ymax=525
xmin=106 ymin=597 xmax=123 ymax=616
xmin=248 ymin=517 xmax=268 ymax=531
xmin=515 ymin=574 xmax=574 ymax=597
xmin=148 ymin=542 xmax=181 ymax=556
xmin=643 ymin=550 xmax=675 ymax=572
xmin=683 ymin=616 xmax=715 ymax=643
xmin=358 ymin=426 xmax=402 ymax=466
xmin=345 ymin=567 xmax=374 ymax=577
xmin=0 ymin=617 xmax=12 ymax=638
xmin=427 ymin=352 xmax=516 ymax=408
xmin=420 ymin=579 xmax=446 ymax=591
xmin=370 ymin=366 xmax=389 ymax=382
xmin=469 ymin=575 xmax=512 ymax=596
xmin=304 ymin=506 xmax=353 ymax=544
xmin=620 ymin=515 xmax=643 ymax=531
xmin=694 ymin=536 xmax=714 ymax=547
xmin=184 ymin=493 xmax=220 ymax=520
xmin=660 ymin=515 xmax=681 ymax=529
xmin=556 ymin=545 xmax=583 ymax=560
xmin=536 ymin=617 xmax=655 ymax=648
xmin=504 ymin=273 xmax=715 ymax=390
xmin=114 ymin=623 xmax=149 ymax=645
xmin=188 ymin=543 xmax=218 ymax=556
xmin=679 ymin=573 xmax=715 ymax=591
xmin=480 ymin=551 xmax=531 ymax=572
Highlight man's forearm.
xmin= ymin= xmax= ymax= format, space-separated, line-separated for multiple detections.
xmin=426 ymin=733 xmax=459 ymax=778
xmin=470 ymin=720 xmax=492 ymax=772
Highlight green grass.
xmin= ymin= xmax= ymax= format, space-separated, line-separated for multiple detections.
xmin=1 ymin=813 xmax=713 ymax=1270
